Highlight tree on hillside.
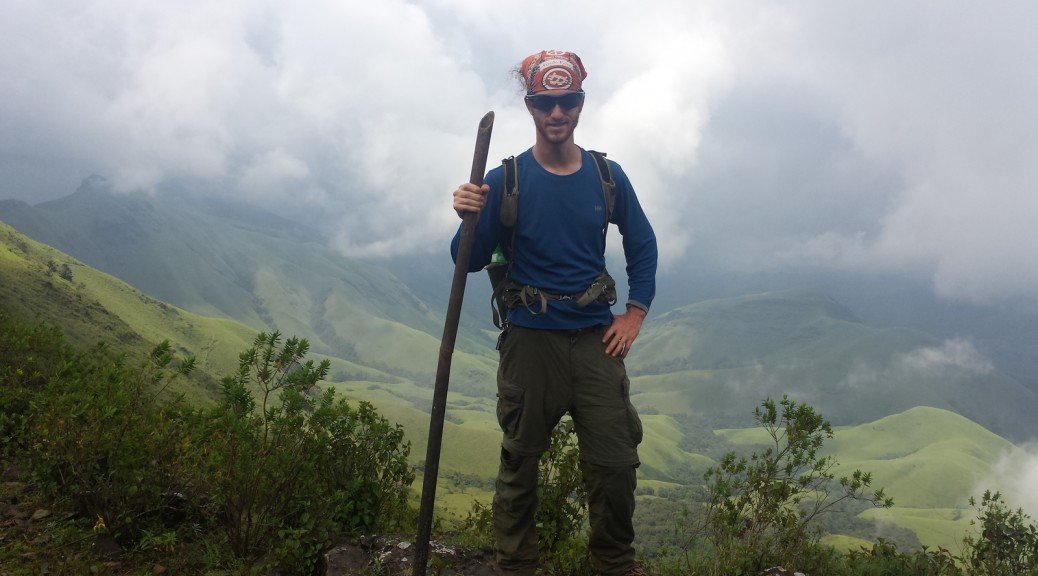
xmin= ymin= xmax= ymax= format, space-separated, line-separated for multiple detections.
xmin=200 ymin=331 xmax=415 ymax=572
xmin=681 ymin=395 xmax=893 ymax=574
xmin=962 ymin=490 xmax=1038 ymax=576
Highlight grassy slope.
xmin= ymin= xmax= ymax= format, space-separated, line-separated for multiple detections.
xmin=717 ymin=406 xmax=1013 ymax=550
xmin=0 ymin=221 xmax=256 ymax=401
xmin=4 ymin=196 xmax=1027 ymax=548
xmin=6 ymin=185 xmax=1036 ymax=440
xmin=628 ymin=291 xmax=1038 ymax=442
xmin=0 ymin=182 xmax=498 ymax=393
xmin=1 ymin=221 xmax=1013 ymax=552
xmin=0 ymin=218 xmax=499 ymax=486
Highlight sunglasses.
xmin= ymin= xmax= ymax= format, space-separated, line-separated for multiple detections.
xmin=525 ymin=91 xmax=585 ymax=112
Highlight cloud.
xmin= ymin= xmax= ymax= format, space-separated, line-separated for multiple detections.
xmin=238 ymin=148 xmax=314 ymax=202
xmin=753 ymin=2 xmax=1038 ymax=305
xmin=826 ymin=339 xmax=993 ymax=398
xmin=976 ymin=442 xmax=1038 ymax=519
xmin=4 ymin=0 xmax=1038 ymax=304
xmin=897 ymin=339 xmax=993 ymax=375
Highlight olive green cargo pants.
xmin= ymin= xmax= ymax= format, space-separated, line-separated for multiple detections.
xmin=493 ymin=325 xmax=643 ymax=576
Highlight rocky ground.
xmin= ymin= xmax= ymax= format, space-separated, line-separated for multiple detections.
xmin=322 ymin=539 xmax=808 ymax=576
xmin=324 ymin=535 xmax=497 ymax=575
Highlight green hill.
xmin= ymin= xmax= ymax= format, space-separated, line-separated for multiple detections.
xmin=717 ymin=405 xmax=1014 ymax=549
xmin=628 ymin=291 xmax=1038 ymax=441
xmin=0 ymin=178 xmax=499 ymax=394
xmin=4 ymin=218 xmax=1029 ymax=553
xmin=0 ymin=220 xmax=253 ymax=400
xmin=0 ymin=219 xmax=505 ymax=485
xmin=0 ymin=220 xmax=426 ymax=409
xmin=5 ymin=183 xmax=1033 ymax=550
xmin=7 ymin=182 xmax=1035 ymax=443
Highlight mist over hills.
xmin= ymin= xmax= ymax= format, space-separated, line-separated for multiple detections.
xmin=0 ymin=176 xmax=498 ymax=391
xmin=626 ymin=291 xmax=1038 ymax=441
xmin=383 ymin=235 xmax=1038 ymax=424
xmin=6 ymin=179 xmax=1038 ymax=551
xmin=3 ymin=177 xmax=1037 ymax=445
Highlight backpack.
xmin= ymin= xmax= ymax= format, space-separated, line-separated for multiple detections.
xmin=487 ymin=150 xmax=618 ymax=330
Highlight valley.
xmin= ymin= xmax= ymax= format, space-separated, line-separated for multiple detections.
xmin=2 ymin=182 xmax=1035 ymax=555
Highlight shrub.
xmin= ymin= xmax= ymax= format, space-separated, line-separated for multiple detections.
xmin=197 ymin=331 xmax=415 ymax=572
xmin=961 ymin=490 xmax=1038 ymax=576
xmin=537 ymin=420 xmax=588 ymax=554
xmin=4 ymin=318 xmax=416 ymax=573
xmin=687 ymin=396 xmax=892 ymax=574
xmin=28 ymin=339 xmax=196 ymax=542
xmin=844 ymin=539 xmax=959 ymax=576
xmin=0 ymin=312 xmax=72 ymax=457
xmin=538 ymin=419 xmax=593 ymax=575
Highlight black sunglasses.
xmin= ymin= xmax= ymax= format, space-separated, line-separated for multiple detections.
xmin=525 ymin=91 xmax=585 ymax=112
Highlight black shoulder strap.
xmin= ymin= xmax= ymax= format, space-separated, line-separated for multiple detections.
xmin=490 ymin=156 xmax=520 ymax=329
xmin=501 ymin=156 xmax=519 ymax=228
xmin=587 ymin=150 xmax=617 ymax=234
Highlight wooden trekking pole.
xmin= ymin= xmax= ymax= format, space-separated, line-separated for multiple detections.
xmin=413 ymin=111 xmax=494 ymax=575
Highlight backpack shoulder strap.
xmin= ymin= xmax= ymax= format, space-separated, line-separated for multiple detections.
xmin=587 ymin=150 xmax=616 ymax=225
xmin=500 ymin=155 xmax=519 ymax=227
xmin=490 ymin=156 xmax=520 ymax=329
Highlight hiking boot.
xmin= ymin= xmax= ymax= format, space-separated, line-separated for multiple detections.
xmin=621 ymin=566 xmax=655 ymax=576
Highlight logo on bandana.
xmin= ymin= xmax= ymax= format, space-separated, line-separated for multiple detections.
xmin=542 ymin=67 xmax=574 ymax=91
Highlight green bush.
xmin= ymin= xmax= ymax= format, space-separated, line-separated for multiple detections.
xmin=537 ymin=419 xmax=593 ymax=575
xmin=0 ymin=312 xmax=71 ymax=457
xmin=27 ymin=338 xmax=196 ymax=541
xmin=843 ymin=539 xmax=959 ymax=576
xmin=3 ymin=316 xmax=416 ymax=574
xmin=196 ymin=331 xmax=415 ymax=572
xmin=685 ymin=396 xmax=892 ymax=574
xmin=961 ymin=490 xmax=1038 ymax=576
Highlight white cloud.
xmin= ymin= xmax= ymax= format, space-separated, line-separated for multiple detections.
xmin=237 ymin=148 xmax=313 ymax=202
xmin=4 ymin=0 xmax=1038 ymax=303
xmin=898 ymin=339 xmax=993 ymax=375
xmin=977 ymin=442 xmax=1038 ymax=519
xmin=763 ymin=2 xmax=1038 ymax=305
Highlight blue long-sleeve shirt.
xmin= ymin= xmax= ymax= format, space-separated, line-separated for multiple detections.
xmin=451 ymin=148 xmax=657 ymax=330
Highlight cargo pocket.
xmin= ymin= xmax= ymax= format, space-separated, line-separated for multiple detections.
xmin=620 ymin=374 xmax=643 ymax=446
xmin=497 ymin=385 xmax=525 ymax=439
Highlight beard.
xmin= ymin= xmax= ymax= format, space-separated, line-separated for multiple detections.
xmin=534 ymin=109 xmax=581 ymax=145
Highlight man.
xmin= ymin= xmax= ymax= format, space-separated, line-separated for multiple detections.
xmin=451 ymin=50 xmax=657 ymax=576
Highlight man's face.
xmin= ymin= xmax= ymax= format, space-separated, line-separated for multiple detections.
xmin=525 ymin=92 xmax=584 ymax=145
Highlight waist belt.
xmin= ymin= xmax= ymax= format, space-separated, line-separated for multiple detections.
xmin=503 ymin=270 xmax=617 ymax=316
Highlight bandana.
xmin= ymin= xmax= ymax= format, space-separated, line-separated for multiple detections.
xmin=520 ymin=50 xmax=587 ymax=94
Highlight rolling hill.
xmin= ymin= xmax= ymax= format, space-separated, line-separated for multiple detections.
xmin=0 ymin=220 xmax=505 ymax=480
xmin=0 ymin=219 xmax=253 ymax=401
xmin=1 ymin=211 xmax=1025 ymax=553
xmin=5 ymin=182 xmax=1036 ymax=442
xmin=5 ymin=180 xmax=1035 ymax=442
xmin=717 ymin=405 xmax=1014 ymax=549
xmin=627 ymin=291 xmax=1038 ymax=441
xmin=0 ymin=177 xmax=499 ymax=395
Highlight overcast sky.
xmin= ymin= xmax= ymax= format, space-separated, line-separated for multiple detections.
xmin=3 ymin=0 xmax=1038 ymax=307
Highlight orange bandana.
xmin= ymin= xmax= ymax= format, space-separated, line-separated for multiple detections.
xmin=520 ymin=50 xmax=587 ymax=94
